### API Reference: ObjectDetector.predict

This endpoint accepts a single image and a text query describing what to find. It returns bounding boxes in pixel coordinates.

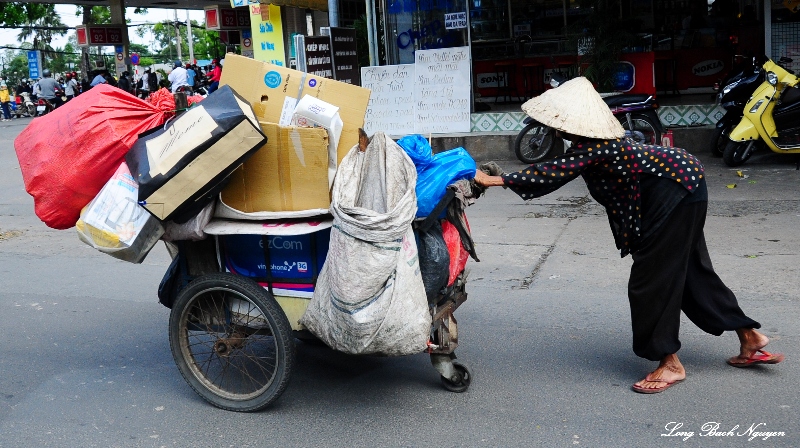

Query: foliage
[135,21,225,64]
[15,4,67,64]
[568,0,640,92]
[1,51,30,87]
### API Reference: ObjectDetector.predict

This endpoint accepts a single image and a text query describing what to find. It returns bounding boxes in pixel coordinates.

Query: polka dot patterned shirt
[501,138,705,257]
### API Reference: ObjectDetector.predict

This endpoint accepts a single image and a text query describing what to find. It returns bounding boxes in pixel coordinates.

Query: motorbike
[723,57,800,167]
[709,56,764,157]
[15,92,36,118]
[515,71,664,164]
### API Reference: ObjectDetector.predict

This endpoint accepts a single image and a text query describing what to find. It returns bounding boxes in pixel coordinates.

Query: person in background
[32,78,41,101]
[90,70,107,87]
[207,59,222,94]
[64,73,78,102]
[0,78,12,121]
[168,61,189,93]
[71,72,81,96]
[147,68,158,93]
[37,69,62,108]
[117,71,132,94]
[102,71,117,87]
[185,63,196,92]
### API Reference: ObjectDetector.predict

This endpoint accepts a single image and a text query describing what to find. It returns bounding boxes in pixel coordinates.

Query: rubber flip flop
[631,377,684,394]
[727,349,785,368]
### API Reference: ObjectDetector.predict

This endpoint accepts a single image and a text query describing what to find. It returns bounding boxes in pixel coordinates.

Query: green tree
[136,20,225,63]
[15,4,68,67]
[0,50,30,87]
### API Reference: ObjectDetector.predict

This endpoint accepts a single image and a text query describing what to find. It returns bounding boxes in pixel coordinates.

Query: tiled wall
[469,104,725,132]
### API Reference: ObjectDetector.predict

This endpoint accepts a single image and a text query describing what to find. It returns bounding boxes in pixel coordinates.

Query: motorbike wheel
[169,273,295,412]
[723,140,755,167]
[619,113,661,145]
[709,125,732,157]
[514,122,563,164]
[26,105,36,117]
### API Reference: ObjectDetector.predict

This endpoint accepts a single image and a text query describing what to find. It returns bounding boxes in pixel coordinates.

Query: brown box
[220,122,330,213]
[220,53,371,164]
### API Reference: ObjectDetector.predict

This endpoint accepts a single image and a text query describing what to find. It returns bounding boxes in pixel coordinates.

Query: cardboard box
[220,53,371,163]
[220,121,330,213]
[126,85,266,222]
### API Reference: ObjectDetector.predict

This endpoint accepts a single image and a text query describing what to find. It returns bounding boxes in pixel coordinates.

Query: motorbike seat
[602,94,652,107]
[773,86,800,116]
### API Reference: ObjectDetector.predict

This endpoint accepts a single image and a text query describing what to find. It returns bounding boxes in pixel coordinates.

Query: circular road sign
[131,53,140,65]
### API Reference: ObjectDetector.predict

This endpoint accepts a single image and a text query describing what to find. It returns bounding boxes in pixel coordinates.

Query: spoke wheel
[620,113,661,145]
[514,122,563,163]
[169,273,294,412]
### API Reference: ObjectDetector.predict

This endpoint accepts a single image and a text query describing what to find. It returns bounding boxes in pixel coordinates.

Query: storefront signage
[476,72,507,88]
[329,27,360,85]
[692,60,724,77]
[74,25,124,46]
[250,3,286,66]
[444,12,467,30]
[388,0,459,13]
[413,46,471,134]
[361,64,415,136]
[205,6,250,30]
[304,36,333,79]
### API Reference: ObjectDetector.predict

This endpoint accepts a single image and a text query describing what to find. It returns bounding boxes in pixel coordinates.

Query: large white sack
[299,132,431,356]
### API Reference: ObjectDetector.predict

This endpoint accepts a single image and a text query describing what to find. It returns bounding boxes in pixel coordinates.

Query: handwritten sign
[360,64,416,136]
[414,46,471,134]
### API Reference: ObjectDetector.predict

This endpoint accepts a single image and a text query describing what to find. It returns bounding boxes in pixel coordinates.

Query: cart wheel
[169,273,295,412]
[440,362,472,393]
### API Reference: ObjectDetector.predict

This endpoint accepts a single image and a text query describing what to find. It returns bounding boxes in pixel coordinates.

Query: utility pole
[174,9,183,62]
[186,10,194,63]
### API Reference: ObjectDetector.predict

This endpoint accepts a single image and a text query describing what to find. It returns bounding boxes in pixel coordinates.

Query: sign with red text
[75,25,125,47]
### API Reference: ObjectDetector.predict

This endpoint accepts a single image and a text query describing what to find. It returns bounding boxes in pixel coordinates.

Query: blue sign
[27,51,41,79]
[130,53,140,65]
[612,62,636,92]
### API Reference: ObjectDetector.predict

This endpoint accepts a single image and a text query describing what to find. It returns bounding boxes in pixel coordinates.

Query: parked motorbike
[15,92,36,118]
[710,56,764,157]
[723,57,800,167]
[515,71,664,164]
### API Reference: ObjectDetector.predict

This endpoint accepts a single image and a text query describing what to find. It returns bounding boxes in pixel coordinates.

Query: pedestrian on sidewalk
[0,78,12,121]
[473,77,784,394]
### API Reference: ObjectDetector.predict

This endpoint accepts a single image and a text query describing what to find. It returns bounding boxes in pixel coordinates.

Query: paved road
[1,116,798,447]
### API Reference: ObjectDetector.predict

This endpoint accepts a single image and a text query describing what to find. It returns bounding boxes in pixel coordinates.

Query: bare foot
[727,328,783,366]
[633,353,686,393]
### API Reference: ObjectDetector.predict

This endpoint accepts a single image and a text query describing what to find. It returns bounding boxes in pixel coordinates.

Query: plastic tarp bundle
[14,84,172,229]
[397,135,477,218]
[300,132,431,356]
[75,162,164,263]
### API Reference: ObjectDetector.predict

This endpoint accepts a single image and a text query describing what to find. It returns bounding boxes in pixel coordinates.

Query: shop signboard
[413,46,471,134]
[206,6,250,30]
[329,27,359,85]
[304,36,333,79]
[250,3,286,66]
[74,25,124,46]
[444,12,467,30]
[360,64,415,136]
[241,29,254,58]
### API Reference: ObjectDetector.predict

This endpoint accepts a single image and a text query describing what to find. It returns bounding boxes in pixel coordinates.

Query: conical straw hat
[521,77,625,139]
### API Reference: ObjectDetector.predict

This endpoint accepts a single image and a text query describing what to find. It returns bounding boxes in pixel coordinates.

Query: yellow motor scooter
[724,57,800,166]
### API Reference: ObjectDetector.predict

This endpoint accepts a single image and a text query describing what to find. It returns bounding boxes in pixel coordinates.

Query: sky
[1,4,207,54]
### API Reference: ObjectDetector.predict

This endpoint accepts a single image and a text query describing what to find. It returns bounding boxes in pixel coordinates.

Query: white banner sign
[444,12,467,29]
[360,64,415,136]
[414,46,471,134]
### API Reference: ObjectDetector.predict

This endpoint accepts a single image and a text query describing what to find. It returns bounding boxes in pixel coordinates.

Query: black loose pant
[628,200,760,361]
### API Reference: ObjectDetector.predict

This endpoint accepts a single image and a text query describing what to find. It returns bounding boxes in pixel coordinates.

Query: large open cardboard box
[220,53,371,164]
[220,122,330,213]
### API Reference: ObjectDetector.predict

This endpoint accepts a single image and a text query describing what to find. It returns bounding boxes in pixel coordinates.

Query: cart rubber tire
[619,113,661,146]
[514,122,563,164]
[169,273,295,412]
[723,140,754,167]
[440,362,472,393]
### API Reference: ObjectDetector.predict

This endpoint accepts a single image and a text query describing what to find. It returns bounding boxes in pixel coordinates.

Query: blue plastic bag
[415,147,476,218]
[397,134,434,169]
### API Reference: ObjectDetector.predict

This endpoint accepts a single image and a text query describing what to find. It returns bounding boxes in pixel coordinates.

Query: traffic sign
[130,53,140,65]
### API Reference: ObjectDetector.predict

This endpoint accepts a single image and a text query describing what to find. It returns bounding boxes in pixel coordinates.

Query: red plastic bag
[442,218,470,286]
[14,85,172,229]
